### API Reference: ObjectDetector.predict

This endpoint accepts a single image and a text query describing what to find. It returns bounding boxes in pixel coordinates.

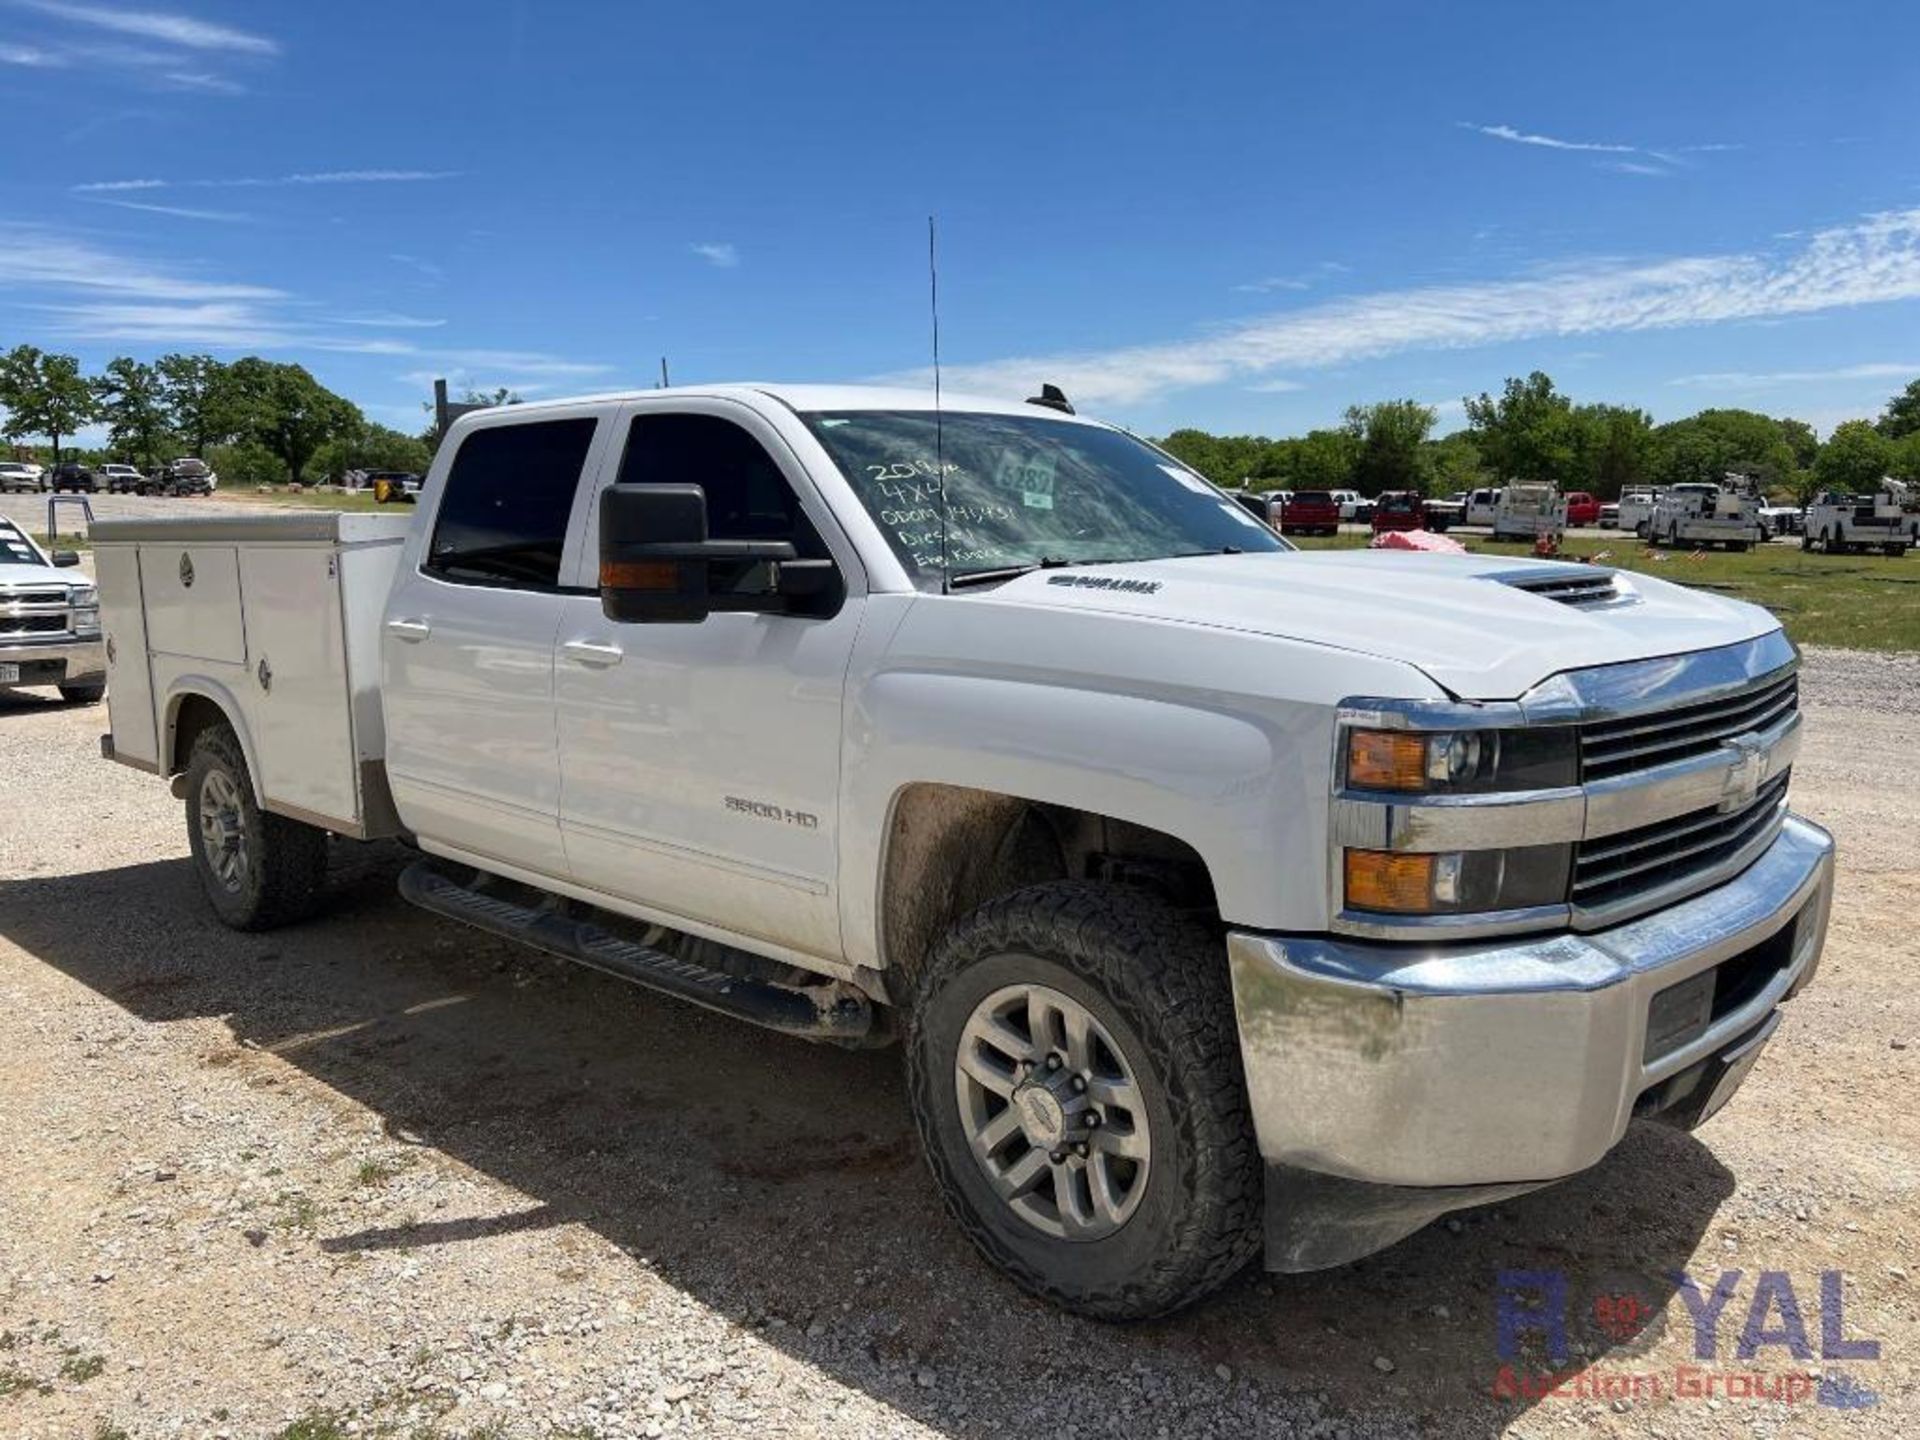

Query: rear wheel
[184,723,330,931]
[906,882,1261,1320]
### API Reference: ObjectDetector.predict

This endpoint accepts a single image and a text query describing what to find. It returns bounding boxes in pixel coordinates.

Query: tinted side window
[427,418,597,587]
[616,413,825,554]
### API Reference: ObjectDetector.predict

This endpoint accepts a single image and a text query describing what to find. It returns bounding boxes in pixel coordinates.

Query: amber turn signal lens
[1347,729,1430,791]
[1344,849,1437,913]
[600,559,679,591]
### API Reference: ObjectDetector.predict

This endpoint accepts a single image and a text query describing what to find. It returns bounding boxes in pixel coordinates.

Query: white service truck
[1615,488,1661,537]
[92,383,1834,1318]
[1650,480,1764,551]
[1491,483,1567,543]
[1804,486,1911,556]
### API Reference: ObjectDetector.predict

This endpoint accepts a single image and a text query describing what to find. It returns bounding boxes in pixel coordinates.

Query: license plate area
[0,662,19,682]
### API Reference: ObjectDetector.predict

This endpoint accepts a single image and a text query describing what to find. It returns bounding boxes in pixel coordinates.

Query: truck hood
[0,561,77,590]
[980,550,1779,700]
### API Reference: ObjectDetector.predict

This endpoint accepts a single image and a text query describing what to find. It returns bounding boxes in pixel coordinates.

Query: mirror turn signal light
[600,559,680,591]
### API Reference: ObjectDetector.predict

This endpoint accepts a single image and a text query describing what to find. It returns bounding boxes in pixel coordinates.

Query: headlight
[1343,725,1577,794]
[1344,844,1571,915]
[69,585,98,606]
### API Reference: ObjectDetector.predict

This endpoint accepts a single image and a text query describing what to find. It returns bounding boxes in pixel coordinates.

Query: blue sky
[2,0,1918,439]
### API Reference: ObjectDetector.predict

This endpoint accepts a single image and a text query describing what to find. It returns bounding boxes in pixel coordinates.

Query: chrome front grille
[1580,671,1798,782]
[1573,771,1790,909]
[3,590,67,606]
[0,613,68,636]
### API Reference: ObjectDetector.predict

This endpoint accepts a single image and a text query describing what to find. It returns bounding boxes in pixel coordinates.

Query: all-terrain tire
[184,722,329,931]
[905,881,1262,1320]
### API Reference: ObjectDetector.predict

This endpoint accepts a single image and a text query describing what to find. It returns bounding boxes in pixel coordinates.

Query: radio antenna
[659,356,671,389]
[929,214,950,594]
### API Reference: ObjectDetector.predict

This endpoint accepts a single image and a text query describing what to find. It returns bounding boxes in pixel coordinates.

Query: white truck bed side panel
[95,545,158,768]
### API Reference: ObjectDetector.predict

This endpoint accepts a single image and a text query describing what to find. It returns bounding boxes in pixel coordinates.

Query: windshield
[801,409,1286,589]
[0,524,46,566]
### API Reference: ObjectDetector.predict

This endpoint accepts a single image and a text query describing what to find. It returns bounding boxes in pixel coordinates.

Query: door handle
[562,637,625,667]
[386,617,432,642]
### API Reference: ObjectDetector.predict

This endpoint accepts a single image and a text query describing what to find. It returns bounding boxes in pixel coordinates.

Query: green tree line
[0,346,435,485]
[1159,371,1920,503]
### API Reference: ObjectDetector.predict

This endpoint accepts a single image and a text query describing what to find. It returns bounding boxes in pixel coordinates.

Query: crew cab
[100,464,145,494]
[91,383,1834,1320]
[1563,492,1601,528]
[50,462,97,493]
[0,517,105,701]
[1804,488,1910,557]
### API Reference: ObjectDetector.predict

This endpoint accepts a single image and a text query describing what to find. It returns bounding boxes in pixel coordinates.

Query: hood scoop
[1494,567,1633,609]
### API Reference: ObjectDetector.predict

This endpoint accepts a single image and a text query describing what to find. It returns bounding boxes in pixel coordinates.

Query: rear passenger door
[382,410,611,879]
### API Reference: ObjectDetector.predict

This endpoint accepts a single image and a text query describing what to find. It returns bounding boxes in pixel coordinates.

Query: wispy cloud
[1462,122,1638,154]
[0,225,605,391]
[0,223,282,300]
[690,241,739,268]
[388,252,445,283]
[328,311,446,329]
[901,208,1920,409]
[1246,378,1307,393]
[1460,121,1741,179]
[0,40,66,65]
[19,2,278,55]
[159,68,241,93]
[83,197,252,222]
[1671,361,1919,390]
[1234,262,1349,295]
[73,169,460,192]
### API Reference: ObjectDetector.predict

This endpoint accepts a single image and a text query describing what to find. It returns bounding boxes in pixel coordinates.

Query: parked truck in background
[1651,478,1764,551]
[1616,488,1661,537]
[91,382,1834,1320]
[0,516,105,701]
[1491,483,1567,543]
[1804,486,1911,556]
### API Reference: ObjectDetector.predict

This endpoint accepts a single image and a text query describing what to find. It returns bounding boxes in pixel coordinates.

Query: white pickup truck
[91,383,1834,1318]
[1,515,105,701]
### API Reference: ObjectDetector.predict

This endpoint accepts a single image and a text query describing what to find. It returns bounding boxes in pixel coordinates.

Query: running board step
[398,861,875,1044]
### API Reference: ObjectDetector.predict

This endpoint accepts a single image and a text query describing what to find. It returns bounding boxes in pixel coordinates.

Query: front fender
[839,669,1333,971]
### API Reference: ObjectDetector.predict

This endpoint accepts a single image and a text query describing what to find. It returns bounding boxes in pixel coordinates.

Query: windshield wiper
[947,555,1076,589]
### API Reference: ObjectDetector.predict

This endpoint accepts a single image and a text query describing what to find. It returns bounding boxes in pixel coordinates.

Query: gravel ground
[0,650,1914,1440]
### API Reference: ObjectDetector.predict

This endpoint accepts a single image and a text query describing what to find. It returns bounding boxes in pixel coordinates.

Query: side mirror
[599,483,799,624]
[51,550,80,567]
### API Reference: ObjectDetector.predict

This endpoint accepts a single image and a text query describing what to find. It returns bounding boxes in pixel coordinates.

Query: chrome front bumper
[0,634,105,684]
[1229,814,1834,1269]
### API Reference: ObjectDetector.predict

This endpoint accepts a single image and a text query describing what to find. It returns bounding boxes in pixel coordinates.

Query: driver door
[553,398,866,961]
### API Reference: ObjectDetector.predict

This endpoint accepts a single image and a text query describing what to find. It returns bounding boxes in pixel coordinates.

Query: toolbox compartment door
[95,545,158,768]
[239,546,358,828]
[143,544,245,664]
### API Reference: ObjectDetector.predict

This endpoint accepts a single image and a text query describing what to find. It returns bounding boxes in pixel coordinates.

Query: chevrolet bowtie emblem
[1718,733,1767,812]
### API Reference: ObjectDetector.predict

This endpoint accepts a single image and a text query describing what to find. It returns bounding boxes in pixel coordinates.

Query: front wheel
[906,882,1262,1320]
[58,681,105,704]
[185,723,330,930]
